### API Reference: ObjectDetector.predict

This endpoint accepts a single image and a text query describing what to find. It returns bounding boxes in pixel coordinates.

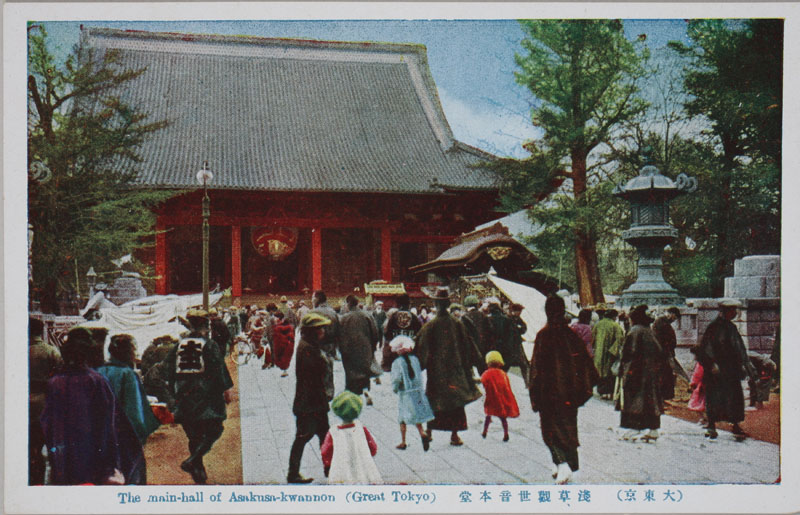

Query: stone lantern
[613,155,697,307]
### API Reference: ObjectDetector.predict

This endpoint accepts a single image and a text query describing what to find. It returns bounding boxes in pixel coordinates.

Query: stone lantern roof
[613,165,697,202]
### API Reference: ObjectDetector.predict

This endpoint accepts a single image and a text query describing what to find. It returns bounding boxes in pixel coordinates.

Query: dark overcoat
[415,312,482,412]
[619,324,670,429]
[293,338,332,415]
[340,307,380,391]
[166,334,233,423]
[695,316,754,424]
[529,321,598,417]
[488,309,527,368]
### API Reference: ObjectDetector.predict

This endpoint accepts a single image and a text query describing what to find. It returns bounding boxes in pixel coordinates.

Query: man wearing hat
[461,295,491,376]
[288,312,334,483]
[652,307,684,400]
[279,295,298,326]
[694,299,756,439]
[591,309,624,400]
[339,295,380,405]
[166,309,234,484]
[28,317,62,484]
[381,293,422,372]
[486,297,529,386]
[415,287,482,447]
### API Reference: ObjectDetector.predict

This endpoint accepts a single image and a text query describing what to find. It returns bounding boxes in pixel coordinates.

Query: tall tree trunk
[571,147,606,306]
[713,137,737,296]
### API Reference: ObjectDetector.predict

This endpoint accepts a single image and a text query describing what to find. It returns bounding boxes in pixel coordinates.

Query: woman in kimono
[389,335,434,451]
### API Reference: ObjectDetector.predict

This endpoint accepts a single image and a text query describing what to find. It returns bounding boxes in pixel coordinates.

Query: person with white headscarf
[390,335,434,451]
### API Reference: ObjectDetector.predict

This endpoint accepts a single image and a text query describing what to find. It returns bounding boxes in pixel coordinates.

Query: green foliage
[28,25,174,307]
[669,19,782,166]
[515,20,649,161]
[667,19,782,294]
[488,20,649,303]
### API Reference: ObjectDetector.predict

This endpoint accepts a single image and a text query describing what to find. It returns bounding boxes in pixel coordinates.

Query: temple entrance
[241,226,306,294]
[167,225,231,293]
[322,228,380,293]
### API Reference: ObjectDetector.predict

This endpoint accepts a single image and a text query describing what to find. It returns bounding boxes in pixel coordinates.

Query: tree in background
[666,19,781,295]
[487,20,649,305]
[28,24,173,312]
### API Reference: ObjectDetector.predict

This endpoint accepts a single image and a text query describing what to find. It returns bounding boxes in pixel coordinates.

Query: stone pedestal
[724,255,780,298]
[107,272,147,305]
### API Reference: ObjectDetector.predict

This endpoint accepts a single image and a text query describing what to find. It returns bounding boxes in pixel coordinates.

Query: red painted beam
[381,226,392,282]
[312,228,322,292]
[155,223,167,295]
[231,225,242,298]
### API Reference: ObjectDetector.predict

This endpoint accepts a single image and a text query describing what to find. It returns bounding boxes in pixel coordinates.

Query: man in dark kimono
[340,295,380,405]
[695,299,756,439]
[461,295,491,376]
[529,295,598,485]
[29,317,62,485]
[382,294,422,371]
[166,309,234,484]
[486,298,529,385]
[288,312,333,483]
[652,306,681,400]
[209,308,231,364]
[619,305,671,443]
[415,287,482,447]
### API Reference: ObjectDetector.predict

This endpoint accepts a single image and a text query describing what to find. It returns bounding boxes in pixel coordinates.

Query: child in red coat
[480,351,520,441]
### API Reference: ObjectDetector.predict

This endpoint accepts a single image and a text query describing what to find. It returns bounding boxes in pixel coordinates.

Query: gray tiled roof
[84,28,498,194]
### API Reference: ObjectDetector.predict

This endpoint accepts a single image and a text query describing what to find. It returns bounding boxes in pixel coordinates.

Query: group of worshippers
[589,299,768,443]
[223,299,298,376]
[286,287,558,484]
[29,308,234,485]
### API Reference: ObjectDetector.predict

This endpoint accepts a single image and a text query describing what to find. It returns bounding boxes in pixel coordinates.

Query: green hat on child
[331,391,363,423]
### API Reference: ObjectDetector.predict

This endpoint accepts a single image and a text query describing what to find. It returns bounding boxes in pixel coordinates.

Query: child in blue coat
[390,335,434,451]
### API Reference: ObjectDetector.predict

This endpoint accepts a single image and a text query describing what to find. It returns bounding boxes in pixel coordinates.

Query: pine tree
[28,24,174,312]
[489,20,649,305]
[668,19,781,294]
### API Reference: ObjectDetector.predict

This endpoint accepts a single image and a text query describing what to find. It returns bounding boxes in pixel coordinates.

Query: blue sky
[38,19,689,158]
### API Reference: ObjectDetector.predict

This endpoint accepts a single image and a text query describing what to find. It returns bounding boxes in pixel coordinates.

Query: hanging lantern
[251,227,298,261]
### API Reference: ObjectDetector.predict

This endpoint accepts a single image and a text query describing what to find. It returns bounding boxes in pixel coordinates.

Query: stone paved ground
[239,351,779,486]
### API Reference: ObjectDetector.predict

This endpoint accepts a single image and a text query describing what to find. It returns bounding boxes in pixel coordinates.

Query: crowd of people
[28,287,777,487]
[28,308,234,486]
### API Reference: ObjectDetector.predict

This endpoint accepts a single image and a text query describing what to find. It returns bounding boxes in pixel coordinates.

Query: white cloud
[438,88,539,158]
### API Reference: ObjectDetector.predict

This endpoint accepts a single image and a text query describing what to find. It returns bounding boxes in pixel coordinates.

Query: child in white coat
[320,391,382,484]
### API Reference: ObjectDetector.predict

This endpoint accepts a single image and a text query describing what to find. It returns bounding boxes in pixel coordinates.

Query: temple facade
[83,28,500,297]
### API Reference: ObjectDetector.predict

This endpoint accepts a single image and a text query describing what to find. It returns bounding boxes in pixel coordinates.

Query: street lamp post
[196,161,214,311]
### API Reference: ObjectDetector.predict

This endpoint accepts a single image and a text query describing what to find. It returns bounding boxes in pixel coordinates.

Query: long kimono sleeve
[321,431,334,467]
[363,426,378,456]
[391,358,404,394]
[528,334,544,411]
[119,369,160,443]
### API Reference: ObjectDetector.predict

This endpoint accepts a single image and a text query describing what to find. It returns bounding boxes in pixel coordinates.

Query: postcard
[4,2,798,513]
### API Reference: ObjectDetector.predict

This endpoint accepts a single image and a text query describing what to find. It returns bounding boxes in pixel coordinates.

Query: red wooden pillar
[231,225,242,298]
[381,226,392,282]
[155,222,167,295]
[312,227,322,291]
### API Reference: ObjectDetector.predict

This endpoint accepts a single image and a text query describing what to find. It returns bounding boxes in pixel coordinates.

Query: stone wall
[673,255,780,352]
[676,298,779,353]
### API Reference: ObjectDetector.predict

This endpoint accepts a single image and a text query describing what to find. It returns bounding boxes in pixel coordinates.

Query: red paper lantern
[251,227,298,261]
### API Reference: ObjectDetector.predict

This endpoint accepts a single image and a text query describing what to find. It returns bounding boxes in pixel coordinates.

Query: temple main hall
[84,28,501,298]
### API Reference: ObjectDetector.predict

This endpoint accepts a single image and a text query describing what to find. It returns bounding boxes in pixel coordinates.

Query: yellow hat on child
[485,350,504,367]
